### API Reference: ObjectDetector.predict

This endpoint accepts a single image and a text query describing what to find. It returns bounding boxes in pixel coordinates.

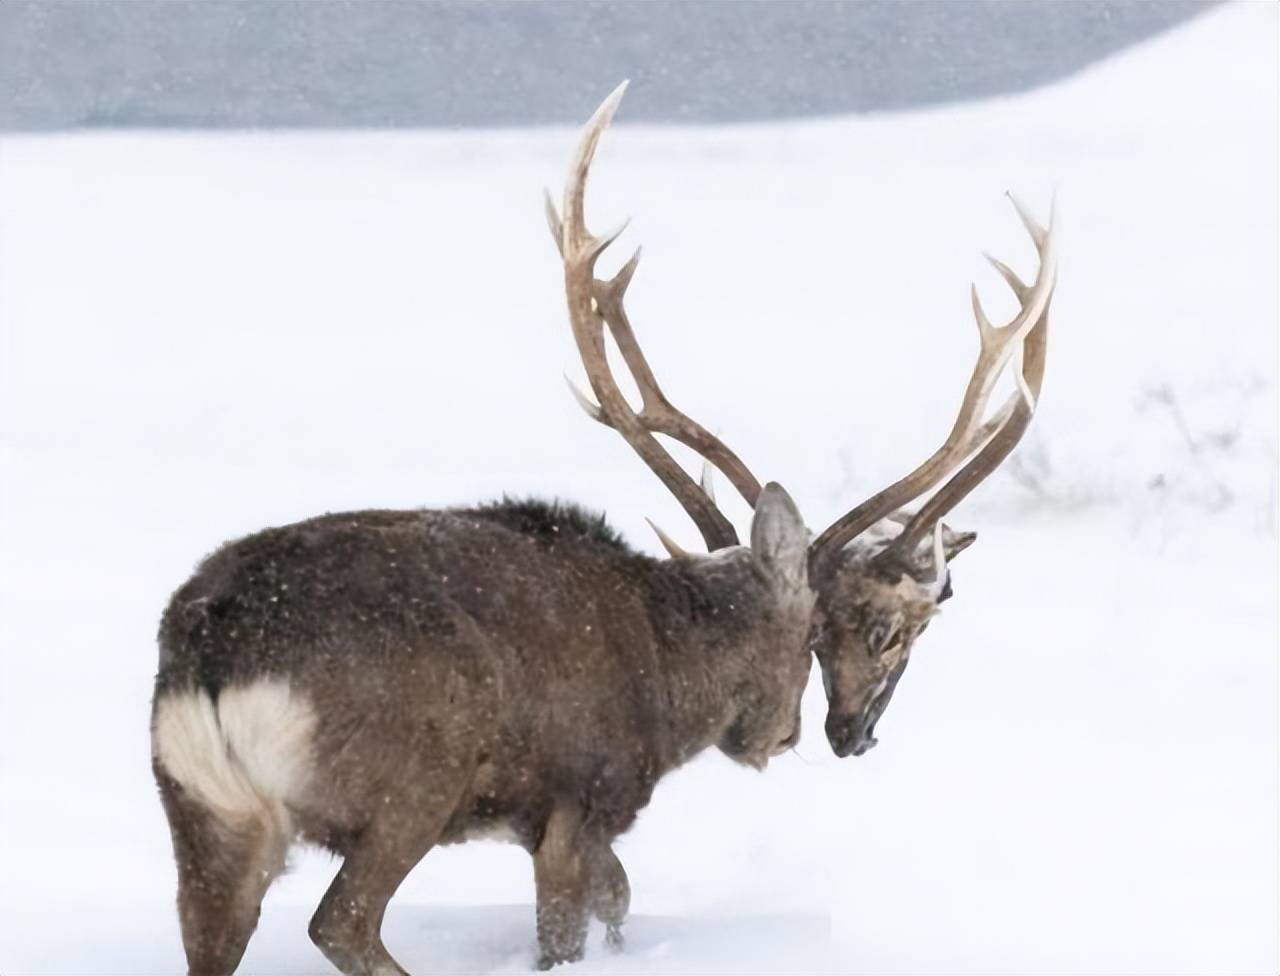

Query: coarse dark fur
[466,496,634,553]
[152,491,813,975]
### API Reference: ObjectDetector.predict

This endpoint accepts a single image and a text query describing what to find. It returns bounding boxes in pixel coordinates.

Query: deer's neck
[644,551,805,772]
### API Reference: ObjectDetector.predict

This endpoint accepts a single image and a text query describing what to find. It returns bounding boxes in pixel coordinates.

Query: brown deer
[151,82,1057,976]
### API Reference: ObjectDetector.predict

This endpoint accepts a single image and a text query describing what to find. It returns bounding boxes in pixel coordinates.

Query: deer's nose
[826,714,878,758]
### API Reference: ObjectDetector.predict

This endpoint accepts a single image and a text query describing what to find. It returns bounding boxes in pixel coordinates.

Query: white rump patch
[153,680,316,833]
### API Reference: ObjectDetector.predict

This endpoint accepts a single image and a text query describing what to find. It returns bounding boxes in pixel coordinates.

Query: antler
[809,195,1057,574]
[546,83,763,551]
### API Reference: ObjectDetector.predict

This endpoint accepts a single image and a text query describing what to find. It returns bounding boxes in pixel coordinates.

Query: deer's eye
[867,618,900,657]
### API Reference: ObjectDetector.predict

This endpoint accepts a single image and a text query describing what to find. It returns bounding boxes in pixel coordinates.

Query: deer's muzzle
[826,654,910,758]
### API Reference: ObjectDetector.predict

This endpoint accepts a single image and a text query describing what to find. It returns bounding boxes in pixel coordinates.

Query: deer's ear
[751,483,808,588]
[941,525,977,562]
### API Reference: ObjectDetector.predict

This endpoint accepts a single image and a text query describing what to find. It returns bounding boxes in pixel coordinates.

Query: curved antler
[880,231,1051,566]
[546,83,763,551]
[810,195,1058,574]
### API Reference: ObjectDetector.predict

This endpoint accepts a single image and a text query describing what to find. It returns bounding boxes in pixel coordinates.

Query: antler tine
[544,188,565,259]
[925,521,946,599]
[646,518,689,559]
[700,460,717,503]
[810,195,1058,574]
[554,84,753,552]
[563,373,605,422]
[561,81,630,261]
[984,252,1027,296]
[984,251,1036,408]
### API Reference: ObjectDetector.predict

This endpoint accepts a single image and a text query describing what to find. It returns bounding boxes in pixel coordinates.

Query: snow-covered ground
[1,4,1275,973]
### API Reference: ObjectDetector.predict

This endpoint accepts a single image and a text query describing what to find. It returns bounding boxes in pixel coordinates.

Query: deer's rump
[151,506,669,851]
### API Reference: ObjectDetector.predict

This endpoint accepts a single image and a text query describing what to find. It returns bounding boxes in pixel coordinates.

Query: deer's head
[547,83,1057,760]
[807,524,973,757]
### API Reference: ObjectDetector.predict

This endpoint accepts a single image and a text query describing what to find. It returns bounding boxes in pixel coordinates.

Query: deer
[150,81,1057,976]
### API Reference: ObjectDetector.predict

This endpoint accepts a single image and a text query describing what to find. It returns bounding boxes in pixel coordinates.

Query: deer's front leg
[533,806,592,969]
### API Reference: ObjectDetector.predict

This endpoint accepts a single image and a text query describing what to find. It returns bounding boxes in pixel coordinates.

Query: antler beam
[881,224,1052,564]
[547,82,763,552]
[809,195,1058,573]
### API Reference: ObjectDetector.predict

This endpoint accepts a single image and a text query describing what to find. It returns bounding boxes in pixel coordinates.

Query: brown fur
[152,492,812,974]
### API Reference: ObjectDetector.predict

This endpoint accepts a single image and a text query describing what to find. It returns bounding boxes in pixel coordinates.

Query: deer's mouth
[827,656,910,757]
[770,720,802,756]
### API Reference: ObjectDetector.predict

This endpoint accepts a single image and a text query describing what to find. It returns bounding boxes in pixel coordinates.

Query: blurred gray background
[1,0,1215,130]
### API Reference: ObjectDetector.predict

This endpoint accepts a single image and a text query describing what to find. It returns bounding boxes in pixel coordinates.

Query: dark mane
[461,497,637,555]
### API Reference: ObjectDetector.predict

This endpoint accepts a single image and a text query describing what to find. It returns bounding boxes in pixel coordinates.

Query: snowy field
[1,4,1276,974]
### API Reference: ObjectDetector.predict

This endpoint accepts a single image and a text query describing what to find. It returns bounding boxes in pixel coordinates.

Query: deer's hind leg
[156,765,287,976]
[591,846,630,951]
[307,761,476,976]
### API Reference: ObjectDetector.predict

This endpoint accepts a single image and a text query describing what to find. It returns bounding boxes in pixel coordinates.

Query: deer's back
[154,504,676,846]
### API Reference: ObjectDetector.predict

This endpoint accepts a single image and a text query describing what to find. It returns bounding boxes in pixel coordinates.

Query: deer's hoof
[537,952,583,968]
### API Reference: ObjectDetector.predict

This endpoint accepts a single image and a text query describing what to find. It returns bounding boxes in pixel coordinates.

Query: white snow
[1,3,1275,973]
